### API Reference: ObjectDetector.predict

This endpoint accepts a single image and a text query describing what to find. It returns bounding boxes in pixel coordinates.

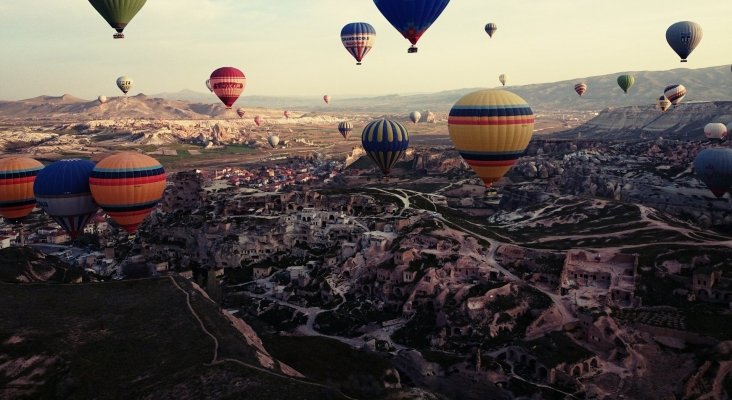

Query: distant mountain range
[1,65,729,120]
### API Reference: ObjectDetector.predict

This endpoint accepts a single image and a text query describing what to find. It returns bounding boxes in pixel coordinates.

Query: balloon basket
[113,33,124,39]
[680,59,687,63]
[356,62,362,65]
[408,46,418,53]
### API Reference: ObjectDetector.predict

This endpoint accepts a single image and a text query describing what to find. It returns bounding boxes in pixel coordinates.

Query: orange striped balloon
[0,157,44,223]
[89,152,166,233]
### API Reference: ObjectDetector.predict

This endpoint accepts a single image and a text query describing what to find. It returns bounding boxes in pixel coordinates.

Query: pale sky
[1,0,730,100]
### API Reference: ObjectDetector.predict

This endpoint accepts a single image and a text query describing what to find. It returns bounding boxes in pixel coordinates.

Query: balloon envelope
[254,116,263,126]
[98,95,108,104]
[361,119,410,175]
[499,74,508,86]
[268,135,280,148]
[237,108,246,118]
[323,95,330,104]
[694,148,732,198]
[284,110,291,119]
[409,111,421,124]
[210,67,246,109]
[116,76,133,95]
[657,96,671,112]
[666,21,703,62]
[705,123,728,141]
[373,0,450,52]
[34,159,98,238]
[0,157,44,223]
[341,22,376,65]
[448,89,535,187]
[485,23,497,38]
[664,84,686,106]
[574,83,587,97]
[338,121,353,139]
[89,152,166,233]
[617,75,635,94]
[88,0,147,38]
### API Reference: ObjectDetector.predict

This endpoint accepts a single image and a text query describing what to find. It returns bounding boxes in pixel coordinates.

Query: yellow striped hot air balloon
[0,157,44,223]
[89,152,166,233]
[361,119,410,175]
[448,89,535,187]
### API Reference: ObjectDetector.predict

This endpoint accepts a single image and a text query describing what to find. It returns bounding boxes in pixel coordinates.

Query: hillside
[550,101,732,140]
[0,276,351,400]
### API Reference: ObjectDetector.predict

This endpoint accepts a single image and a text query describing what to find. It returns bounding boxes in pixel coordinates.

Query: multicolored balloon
[116,76,133,95]
[664,84,686,106]
[373,0,450,53]
[89,152,166,233]
[341,22,376,65]
[448,89,535,187]
[617,75,635,94]
[34,159,98,238]
[284,110,291,119]
[657,95,671,112]
[98,95,108,104]
[361,119,409,175]
[338,121,353,139]
[704,123,728,141]
[574,83,587,97]
[210,67,246,109]
[0,157,44,223]
[323,95,330,104]
[694,148,732,198]
[237,108,246,118]
[485,23,497,38]
[409,111,421,124]
[88,0,147,39]
[499,74,508,86]
[268,134,280,148]
[666,21,703,62]
[254,116,263,126]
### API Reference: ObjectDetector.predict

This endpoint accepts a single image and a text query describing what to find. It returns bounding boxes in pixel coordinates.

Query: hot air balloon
[323,95,331,104]
[89,152,165,233]
[338,121,353,139]
[254,116,263,126]
[88,0,147,39]
[341,22,376,65]
[409,111,421,124]
[210,67,246,109]
[98,95,108,104]
[268,135,280,148]
[362,119,409,175]
[205,79,213,93]
[704,123,728,141]
[284,110,292,119]
[116,76,133,95]
[617,75,635,94]
[425,111,436,123]
[694,148,732,198]
[33,159,98,238]
[237,108,246,118]
[0,157,44,224]
[448,89,535,187]
[499,74,508,86]
[574,83,587,97]
[485,23,497,38]
[666,21,703,62]
[657,95,671,112]
[664,84,686,106]
[373,0,450,53]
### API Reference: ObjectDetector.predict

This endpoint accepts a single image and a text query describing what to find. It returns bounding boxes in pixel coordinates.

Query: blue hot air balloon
[361,119,409,175]
[34,159,99,238]
[341,22,376,65]
[693,148,732,198]
[373,0,450,53]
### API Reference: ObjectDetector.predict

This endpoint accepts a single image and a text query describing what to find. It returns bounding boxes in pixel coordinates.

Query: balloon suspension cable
[113,33,124,39]
[408,46,418,53]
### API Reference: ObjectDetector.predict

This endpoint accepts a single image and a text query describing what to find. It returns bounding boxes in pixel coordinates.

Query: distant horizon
[5,64,730,102]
